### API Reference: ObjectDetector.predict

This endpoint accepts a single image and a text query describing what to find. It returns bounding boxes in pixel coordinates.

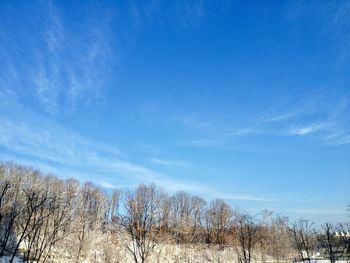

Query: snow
[0,256,23,263]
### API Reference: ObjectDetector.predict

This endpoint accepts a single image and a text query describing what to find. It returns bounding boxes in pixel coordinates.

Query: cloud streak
[288,123,325,136]
[0,102,276,202]
[286,208,345,215]
[150,157,190,167]
[0,1,113,115]
[173,90,350,147]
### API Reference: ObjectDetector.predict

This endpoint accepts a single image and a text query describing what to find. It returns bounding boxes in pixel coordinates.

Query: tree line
[0,162,349,263]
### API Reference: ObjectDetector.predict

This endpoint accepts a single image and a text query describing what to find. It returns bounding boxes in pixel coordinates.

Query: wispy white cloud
[238,93,350,145]
[154,180,275,202]
[217,193,276,202]
[288,123,325,136]
[0,1,113,115]
[0,116,117,169]
[156,88,349,149]
[176,115,214,130]
[180,139,222,148]
[0,100,277,202]
[332,134,350,145]
[283,0,350,68]
[225,127,258,136]
[34,66,60,114]
[150,157,189,167]
[45,2,64,53]
[98,181,135,190]
[286,208,345,215]
[175,0,206,29]
[123,0,208,30]
[0,111,172,187]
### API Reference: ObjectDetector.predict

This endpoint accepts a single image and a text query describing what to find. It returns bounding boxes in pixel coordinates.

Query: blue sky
[0,0,349,223]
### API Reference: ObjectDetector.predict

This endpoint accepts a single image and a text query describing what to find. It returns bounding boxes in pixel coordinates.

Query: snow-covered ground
[1,236,348,263]
[0,256,22,263]
[1,254,349,263]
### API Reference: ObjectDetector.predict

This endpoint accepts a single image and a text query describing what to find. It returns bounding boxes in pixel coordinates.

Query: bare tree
[318,223,344,263]
[188,196,206,243]
[0,179,17,257]
[205,199,232,247]
[291,219,316,263]
[11,187,49,263]
[110,189,122,223]
[232,212,261,263]
[257,210,292,263]
[5,161,350,263]
[21,189,56,263]
[0,163,27,257]
[171,191,191,244]
[74,182,107,262]
[337,223,350,260]
[0,180,11,224]
[268,215,291,263]
[120,184,165,263]
[169,191,206,244]
[158,192,172,237]
[22,176,75,263]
